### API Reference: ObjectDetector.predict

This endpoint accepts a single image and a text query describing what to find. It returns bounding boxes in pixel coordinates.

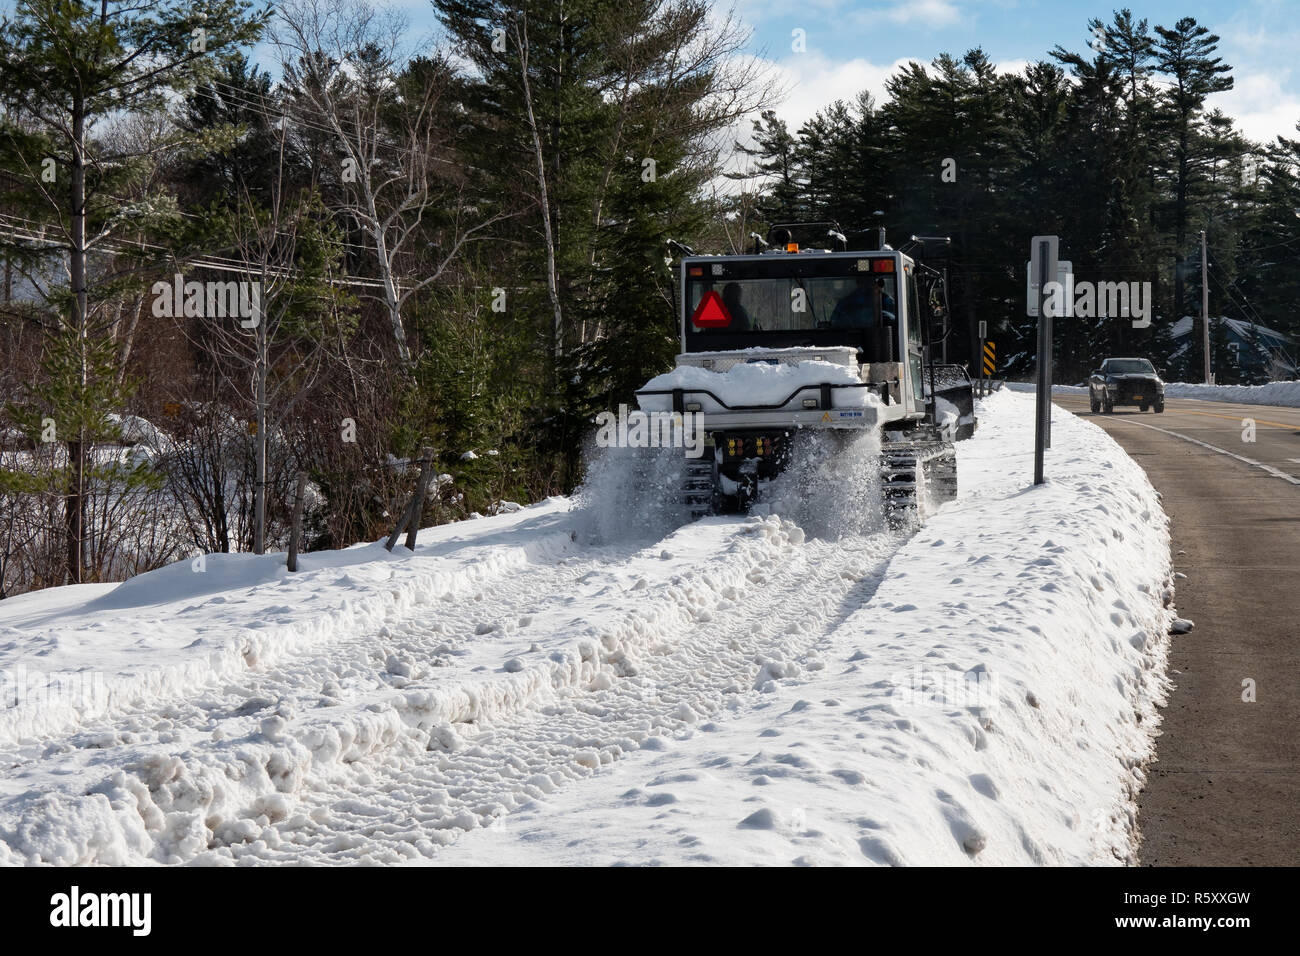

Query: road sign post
[1030,236,1058,485]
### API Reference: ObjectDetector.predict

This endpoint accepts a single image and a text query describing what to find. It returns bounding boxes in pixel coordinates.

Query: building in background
[1170,316,1298,383]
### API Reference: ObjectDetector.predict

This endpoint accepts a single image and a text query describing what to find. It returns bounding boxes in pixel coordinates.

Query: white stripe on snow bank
[432,390,1174,866]
[1163,380,1300,407]
[1005,379,1300,408]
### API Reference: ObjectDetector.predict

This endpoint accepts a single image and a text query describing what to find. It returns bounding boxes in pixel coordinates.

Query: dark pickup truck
[1089,358,1165,413]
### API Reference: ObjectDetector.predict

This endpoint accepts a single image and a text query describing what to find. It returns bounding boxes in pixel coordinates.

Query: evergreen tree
[732,109,805,224]
[434,0,767,486]
[1153,17,1233,329]
[0,0,267,582]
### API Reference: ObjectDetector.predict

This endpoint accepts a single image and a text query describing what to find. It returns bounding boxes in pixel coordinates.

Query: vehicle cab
[670,245,928,427]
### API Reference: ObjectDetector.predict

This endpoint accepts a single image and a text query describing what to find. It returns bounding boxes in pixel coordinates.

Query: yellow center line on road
[1053,393,1297,427]
[1171,408,1298,430]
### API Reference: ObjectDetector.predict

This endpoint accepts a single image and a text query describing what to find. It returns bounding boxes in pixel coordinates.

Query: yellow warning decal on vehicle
[821,412,831,422]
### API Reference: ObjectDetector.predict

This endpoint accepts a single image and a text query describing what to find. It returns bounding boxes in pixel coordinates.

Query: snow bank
[106,413,172,453]
[638,358,876,413]
[434,391,1175,866]
[0,516,820,864]
[1007,378,1300,408]
[1004,381,1087,394]
[1163,379,1300,406]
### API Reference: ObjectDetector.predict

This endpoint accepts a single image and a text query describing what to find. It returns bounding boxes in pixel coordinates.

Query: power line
[1205,254,1270,330]
[1214,233,1300,257]
[1206,259,1299,370]
[193,80,468,171]
[110,197,377,257]
[0,212,392,290]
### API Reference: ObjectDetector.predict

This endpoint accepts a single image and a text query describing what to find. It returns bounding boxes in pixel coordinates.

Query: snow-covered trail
[228,527,898,864]
[0,505,901,864]
[0,391,1174,866]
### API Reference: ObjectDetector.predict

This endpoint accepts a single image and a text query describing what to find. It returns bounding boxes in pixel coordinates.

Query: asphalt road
[1054,392,1300,866]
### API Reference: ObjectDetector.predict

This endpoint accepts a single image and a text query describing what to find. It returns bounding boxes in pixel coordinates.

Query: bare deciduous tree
[274,0,508,364]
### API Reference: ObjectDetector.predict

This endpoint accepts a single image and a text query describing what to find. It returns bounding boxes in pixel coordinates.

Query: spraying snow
[751,428,886,540]
[571,439,688,544]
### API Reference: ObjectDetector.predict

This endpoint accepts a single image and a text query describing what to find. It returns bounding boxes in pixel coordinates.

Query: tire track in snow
[0,540,661,863]
[204,525,899,864]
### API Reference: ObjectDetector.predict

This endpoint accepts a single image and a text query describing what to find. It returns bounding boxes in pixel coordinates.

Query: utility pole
[1201,230,1211,384]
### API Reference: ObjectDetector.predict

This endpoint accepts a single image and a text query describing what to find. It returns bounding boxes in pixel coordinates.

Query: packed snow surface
[0,392,1172,865]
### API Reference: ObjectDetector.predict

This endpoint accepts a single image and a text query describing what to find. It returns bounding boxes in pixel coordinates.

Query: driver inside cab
[721,282,752,331]
[829,277,895,329]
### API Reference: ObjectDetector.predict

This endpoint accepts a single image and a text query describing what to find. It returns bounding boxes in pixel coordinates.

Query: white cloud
[994,58,1031,77]
[767,51,920,130]
[711,51,918,195]
[1209,70,1300,145]
[757,50,1035,135]
[876,0,964,28]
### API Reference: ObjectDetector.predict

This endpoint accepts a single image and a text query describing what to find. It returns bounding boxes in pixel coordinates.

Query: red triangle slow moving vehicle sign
[690,290,732,328]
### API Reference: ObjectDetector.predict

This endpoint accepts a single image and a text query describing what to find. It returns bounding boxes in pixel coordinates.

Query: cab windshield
[685,260,897,335]
[1104,359,1155,375]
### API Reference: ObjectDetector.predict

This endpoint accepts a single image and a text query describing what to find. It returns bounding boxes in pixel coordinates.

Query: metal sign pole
[1045,290,1053,449]
[1031,236,1058,486]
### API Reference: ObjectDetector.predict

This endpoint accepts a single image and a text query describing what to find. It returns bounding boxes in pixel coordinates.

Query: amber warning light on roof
[690,290,732,328]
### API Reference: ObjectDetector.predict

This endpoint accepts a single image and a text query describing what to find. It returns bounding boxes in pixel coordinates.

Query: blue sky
[725,0,1300,144]
[392,0,1300,146]
[3,1,1290,145]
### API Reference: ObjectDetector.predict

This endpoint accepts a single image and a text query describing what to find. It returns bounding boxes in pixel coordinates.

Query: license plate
[1132,394,1143,401]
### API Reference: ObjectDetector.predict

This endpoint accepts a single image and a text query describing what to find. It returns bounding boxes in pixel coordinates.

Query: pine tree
[0,0,267,582]
[732,109,806,224]
[1153,17,1234,330]
[434,0,768,488]
[4,325,160,584]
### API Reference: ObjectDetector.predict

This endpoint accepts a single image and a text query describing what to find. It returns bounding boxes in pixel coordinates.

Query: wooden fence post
[404,447,435,552]
[385,446,433,552]
[287,471,307,572]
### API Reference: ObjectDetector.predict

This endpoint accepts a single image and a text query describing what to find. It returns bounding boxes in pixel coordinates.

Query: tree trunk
[369,213,410,363]
[514,16,564,365]
[287,471,307,571]
[65,95,89,585]
[1173,124,1189,326]
[253,278,267,555]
